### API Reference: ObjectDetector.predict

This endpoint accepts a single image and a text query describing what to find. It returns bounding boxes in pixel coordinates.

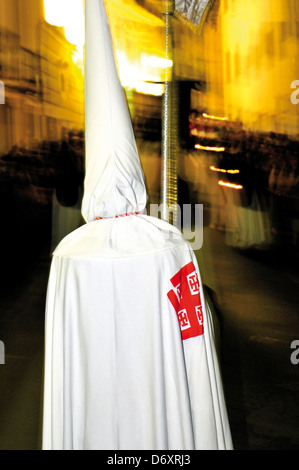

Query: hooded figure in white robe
[42,0,233,450]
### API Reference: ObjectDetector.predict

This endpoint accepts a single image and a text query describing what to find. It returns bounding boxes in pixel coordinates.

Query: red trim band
[95,212,140,221]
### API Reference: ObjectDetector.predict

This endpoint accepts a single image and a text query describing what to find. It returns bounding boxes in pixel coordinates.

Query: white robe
[42,214,232,450]
[42,0,233,450]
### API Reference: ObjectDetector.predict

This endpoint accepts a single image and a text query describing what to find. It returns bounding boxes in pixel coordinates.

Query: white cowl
[42,0,233,450]
[81,0,147,221]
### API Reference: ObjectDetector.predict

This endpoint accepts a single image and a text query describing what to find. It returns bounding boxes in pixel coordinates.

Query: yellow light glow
[115,50,142,88]
[203,113,228,121]
[135,81,164,96]
[210,165,240,174]
[116,50,165,95]
[44,0,85,48]
[218,180,243,190]
[140,54,173,69]
[195,144,225,152]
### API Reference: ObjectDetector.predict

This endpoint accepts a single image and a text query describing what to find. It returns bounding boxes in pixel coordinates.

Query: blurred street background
[0,0,298,450]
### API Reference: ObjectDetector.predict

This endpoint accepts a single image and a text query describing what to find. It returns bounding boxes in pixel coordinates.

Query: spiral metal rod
[161,0,178,226]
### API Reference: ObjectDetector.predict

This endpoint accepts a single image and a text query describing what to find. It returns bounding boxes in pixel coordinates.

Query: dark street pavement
[196,227,299,450]
[0,223,298,450]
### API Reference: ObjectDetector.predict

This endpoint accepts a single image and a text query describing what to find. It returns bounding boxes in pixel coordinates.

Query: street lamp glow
[140,54,173,69]
[210,165,240,174]
[195,144,225,152]
[218,180,243,190]
[135,81,164,96]
[44,0,85,48]
[202,112,228,121]
[44,0,66,26]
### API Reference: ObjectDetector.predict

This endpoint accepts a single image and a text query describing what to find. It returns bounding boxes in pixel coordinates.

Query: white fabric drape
[42,215,233,450]
[42,0,233,450]
[81,0,147,222]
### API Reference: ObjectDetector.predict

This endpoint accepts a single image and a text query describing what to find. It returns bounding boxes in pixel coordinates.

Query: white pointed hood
[82,0,148,222]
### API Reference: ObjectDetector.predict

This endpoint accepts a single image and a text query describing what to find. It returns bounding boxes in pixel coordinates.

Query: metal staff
[161,0,179,226]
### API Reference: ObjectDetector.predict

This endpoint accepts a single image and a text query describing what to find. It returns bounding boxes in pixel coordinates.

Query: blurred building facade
[1,0,298,163]
[0,0,298,252]
[0,0,84,156]
[205,0,299,137]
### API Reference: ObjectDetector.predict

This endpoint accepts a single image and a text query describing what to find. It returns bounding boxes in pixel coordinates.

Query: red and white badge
[167,262,204,340]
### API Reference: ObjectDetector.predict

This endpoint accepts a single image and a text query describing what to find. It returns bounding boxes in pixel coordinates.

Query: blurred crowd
[0,129,85,256]
[186,112,299,250]
[0,118,298,257]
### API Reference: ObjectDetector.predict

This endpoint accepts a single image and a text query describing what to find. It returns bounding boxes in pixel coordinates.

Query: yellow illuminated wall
[43,0,85,49]
[209,0,299,136]
[105,0,166,91]
[0,0,84,154]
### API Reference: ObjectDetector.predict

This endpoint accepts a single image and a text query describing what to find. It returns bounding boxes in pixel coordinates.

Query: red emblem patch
[167,262,204,340]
